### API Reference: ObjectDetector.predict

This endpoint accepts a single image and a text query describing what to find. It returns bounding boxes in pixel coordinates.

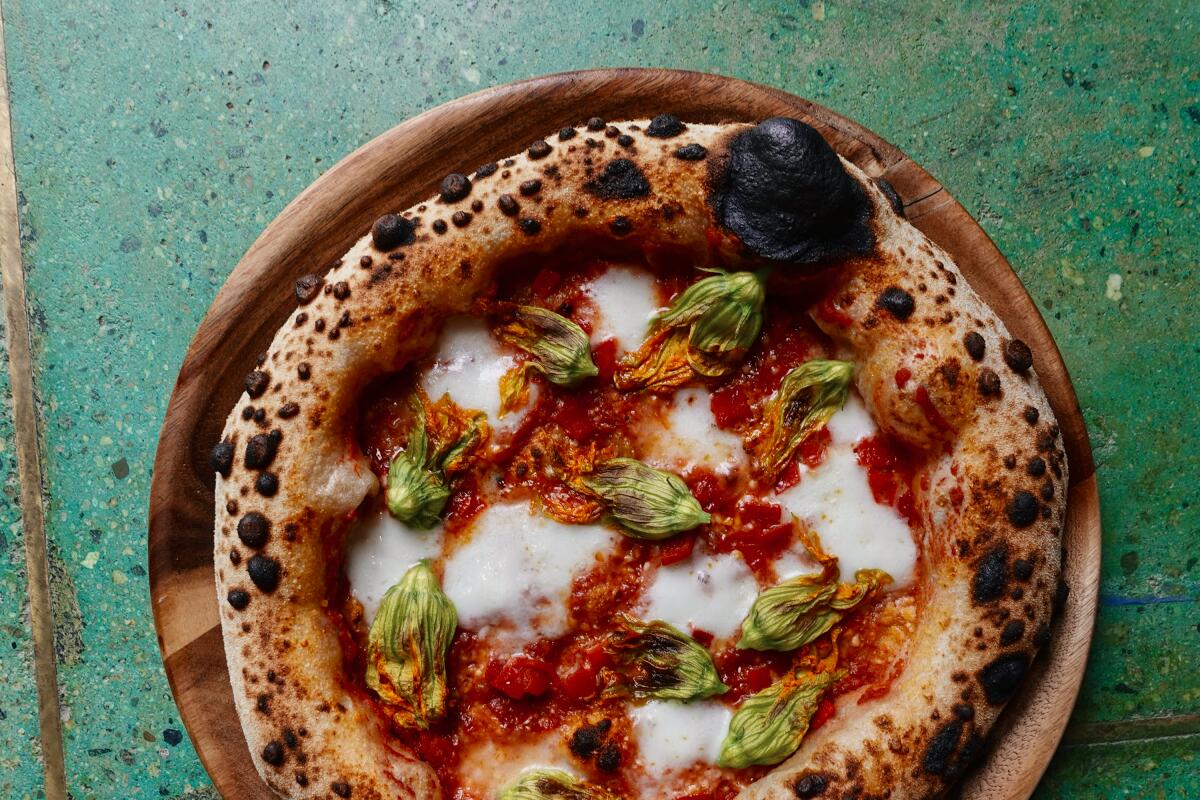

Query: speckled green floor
[0,1,1195,798]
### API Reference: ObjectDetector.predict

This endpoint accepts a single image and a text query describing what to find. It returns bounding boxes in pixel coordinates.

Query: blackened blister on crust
[972,545,1008,604]
[873,176,904,216]
[439,173,472,203]
[877,286,915,320]
[584,158,651,200]
[709,117,873,267]
[646,113,686,138]
[1007,490,1039,527]
[921,719,964,775]
[237,512,270,549]
[793,773,829,797]
[210,439,234,477]
[674,143,708,161]
[978,652,1030,705]
[245,370,270,399]
[248,554,281,592]
[370,214,415,250]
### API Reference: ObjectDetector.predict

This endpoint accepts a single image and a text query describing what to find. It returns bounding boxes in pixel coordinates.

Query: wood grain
[148,68,1100,800]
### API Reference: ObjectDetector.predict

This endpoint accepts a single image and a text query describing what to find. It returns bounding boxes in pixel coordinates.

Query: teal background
[0,1,1196,797]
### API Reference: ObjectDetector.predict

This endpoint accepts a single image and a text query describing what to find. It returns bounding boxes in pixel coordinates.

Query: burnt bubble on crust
[248,554,281,592]
[331,782,352,798]
[245,370,270,399]
[978,652,1030,705]
[709,117,872,267]
[371,214,415,250]
[674,143,708,161]
[972,545,1008,604]
[262,740,285,766]
[876,287,915,320]
[227,588,251,610]
[1006,490,1039,527]
[873,176,905,216]
[244,430,282,470]
[584,158,651,200]
[792,774,829,797]
[237,512,270,549]
[439,173,472,203]
[294,274,323,305]
[255,472,279,497]
[210,439,234,477]
[646,113,686,138]
[963,331,986,361]
[1003,338,1034,374]
[921,719,964,775]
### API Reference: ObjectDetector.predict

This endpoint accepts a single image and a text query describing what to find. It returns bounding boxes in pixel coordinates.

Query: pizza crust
[212,116,1065,799]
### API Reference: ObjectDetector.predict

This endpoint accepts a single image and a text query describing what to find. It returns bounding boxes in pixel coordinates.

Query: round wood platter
[149,68,1100,800]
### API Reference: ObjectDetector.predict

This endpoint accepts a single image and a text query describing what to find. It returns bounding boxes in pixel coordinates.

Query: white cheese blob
[774,396,917,587]
[631,700,731,773]
[827,392,877,445]
[441,502,618,648]
[420,316,532,434]
[641,550,759,640]
[583,266,661,352]
[344,506,444,625]
[639,387,747,476]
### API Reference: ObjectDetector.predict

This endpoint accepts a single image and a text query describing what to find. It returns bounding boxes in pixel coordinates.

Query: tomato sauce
[340,253,926,798]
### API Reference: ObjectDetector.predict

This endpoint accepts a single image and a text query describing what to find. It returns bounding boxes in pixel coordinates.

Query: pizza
[210,114,1067,800]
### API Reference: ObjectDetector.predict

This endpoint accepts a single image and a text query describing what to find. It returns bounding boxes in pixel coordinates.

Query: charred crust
[710,117,872,266]
[953,702,975,720]
[1041,480,1055,501]
[584,158,651,200]
[646,113,686,137]
[451,210,472,228]
[519,218,542,235]
[278,402,299,420]
[527,140,552,159]
[1003,338,1034,373]
[1000,619,1026,646]
[241,406,255,421]
[519,179,543,196]
[237,512,270,549]
[431,219,448,235]
[295,773,308,787]
[1007,490,1038,527]
[244,430,282,470]
[1023,405,1040,425]
[245,370,270,399]
[873,176,904,216]
[610,215,632,235]
[262,740,285,766]
[963,331,986,361]
[605,125,620,138]
[294,274,323,305]
[227,588,250,610]
[1054,578,1070,611]
[978,652,1030,705]
[585,116,605,132]
[922,719,963,775]
[793,773,829,797]
[210,439,234,477]
[297,363,311,381]
[332,281,350,300]
[255,472,279,497]
[1026,456,1046,477]
[439,173,472,203]
[1013,558,1034,580]
[1033,624,1052,648]
[674,143,708,161]
[331,781,352,798]
[569,719,612,759]
[977,368,1001,397]
[370,214,415,250]
[972,545,1008,604]
[248,554,281,592]
[617,134,634,148]
[558,126,577,141]
[877,287,916,320]
[475,162,498,178]
[498,194,519,216]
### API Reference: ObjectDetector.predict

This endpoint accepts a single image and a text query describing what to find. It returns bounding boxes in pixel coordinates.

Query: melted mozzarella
[631,700,731,773]
[420,316,532,434]
[639,387,747,476]
[827,392,877,445]
[457,737,575,797]
[344,506,444,625]
[775,451,916,588]
[641,550,758,640]
[584,266,660,352]
[441,503,617,649]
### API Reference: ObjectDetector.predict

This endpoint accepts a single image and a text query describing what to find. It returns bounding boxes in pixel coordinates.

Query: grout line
[0,5,68,799]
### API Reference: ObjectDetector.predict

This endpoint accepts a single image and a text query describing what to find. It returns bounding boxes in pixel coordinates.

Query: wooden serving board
[148,68,1100,800]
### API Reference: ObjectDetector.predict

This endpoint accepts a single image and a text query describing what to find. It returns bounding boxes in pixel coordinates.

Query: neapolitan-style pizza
[211,115,1067,800]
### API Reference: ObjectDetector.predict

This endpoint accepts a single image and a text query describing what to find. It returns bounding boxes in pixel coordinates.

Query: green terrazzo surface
[0,1,1195,797]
